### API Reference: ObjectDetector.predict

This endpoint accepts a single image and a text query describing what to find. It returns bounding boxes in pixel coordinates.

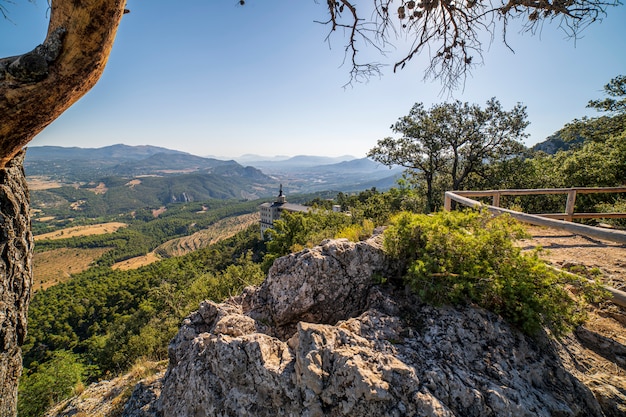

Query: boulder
[155,237,605,417]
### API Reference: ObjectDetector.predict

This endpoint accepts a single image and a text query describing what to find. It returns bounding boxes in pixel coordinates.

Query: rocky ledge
[118,235,623,417]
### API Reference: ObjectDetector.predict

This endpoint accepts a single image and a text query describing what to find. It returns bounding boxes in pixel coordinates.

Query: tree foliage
[587,74,626,114]
[18,350,87,417]
[368,98,528,211]
[383,210,605,336]
[21,225,265,411]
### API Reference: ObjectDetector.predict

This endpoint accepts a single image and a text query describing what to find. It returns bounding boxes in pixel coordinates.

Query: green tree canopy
[368,98,529,211]
[587,74,626,114]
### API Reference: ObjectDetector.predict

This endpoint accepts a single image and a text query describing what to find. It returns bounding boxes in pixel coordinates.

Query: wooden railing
[444,187,626,307]
[445,187,626,245]
[445,186,626,222]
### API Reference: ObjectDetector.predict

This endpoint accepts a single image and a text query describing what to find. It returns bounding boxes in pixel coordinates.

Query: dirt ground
[520,224,626,404]
[520,225,626,291]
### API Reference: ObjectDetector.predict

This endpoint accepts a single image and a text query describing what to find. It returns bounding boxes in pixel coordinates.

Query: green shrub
[18,350,88,417]
[383,209,602,336]
[596,198,626,229]
[335,219,375,242]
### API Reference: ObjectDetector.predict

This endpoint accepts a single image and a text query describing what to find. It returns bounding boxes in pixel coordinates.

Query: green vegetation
[368,98,528,211]
[19,76,625,416]
[18,351,88,417]
[34,199,260,266]
[29,172,266,219]
[383,210,605,336]
[20,225,265,417]
[367,78,626,218]
[260,187,410,271]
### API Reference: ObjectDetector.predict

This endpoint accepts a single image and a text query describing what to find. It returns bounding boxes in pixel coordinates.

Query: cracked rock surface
[147,236,618,417]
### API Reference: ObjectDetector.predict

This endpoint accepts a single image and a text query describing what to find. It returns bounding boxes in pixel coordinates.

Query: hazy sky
[1,1,625,158]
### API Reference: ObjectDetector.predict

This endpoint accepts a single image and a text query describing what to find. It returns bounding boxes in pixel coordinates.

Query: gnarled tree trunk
[0,151,32,417]
[0,1,126,415]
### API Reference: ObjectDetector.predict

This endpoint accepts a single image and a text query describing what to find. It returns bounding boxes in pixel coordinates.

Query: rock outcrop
[146,236,614,417]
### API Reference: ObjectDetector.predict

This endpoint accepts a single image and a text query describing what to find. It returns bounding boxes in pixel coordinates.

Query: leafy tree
[561,74,626,144]
[587,74,626,114]
[21,225,266,409]
[263,210,353,267]
[368,98,529,211]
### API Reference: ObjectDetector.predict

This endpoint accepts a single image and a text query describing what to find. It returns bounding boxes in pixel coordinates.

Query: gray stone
[153,237,606,417]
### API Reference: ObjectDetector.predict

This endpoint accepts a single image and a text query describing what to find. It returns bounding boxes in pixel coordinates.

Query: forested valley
[19,76,626,416]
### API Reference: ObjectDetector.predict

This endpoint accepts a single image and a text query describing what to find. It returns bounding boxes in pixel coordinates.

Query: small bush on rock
[383,209,604,336]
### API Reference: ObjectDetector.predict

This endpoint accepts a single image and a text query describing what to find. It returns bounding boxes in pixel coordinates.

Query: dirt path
[519,225,626,291]
[520,224,626,409]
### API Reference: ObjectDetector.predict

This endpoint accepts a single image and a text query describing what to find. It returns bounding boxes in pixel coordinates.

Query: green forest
[19,75,626,416]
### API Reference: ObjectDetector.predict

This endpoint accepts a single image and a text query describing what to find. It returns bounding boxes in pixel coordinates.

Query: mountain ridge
[25,145,403,194]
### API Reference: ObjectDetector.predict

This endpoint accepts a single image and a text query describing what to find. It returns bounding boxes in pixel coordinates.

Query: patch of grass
[34,222,128,241]
[33,247,111,291]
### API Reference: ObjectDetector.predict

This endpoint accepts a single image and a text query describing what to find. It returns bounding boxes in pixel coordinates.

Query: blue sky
[1,1,625,158]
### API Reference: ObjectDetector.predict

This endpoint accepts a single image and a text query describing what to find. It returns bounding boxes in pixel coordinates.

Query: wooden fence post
[492,192,501,208]
[444,192,452,211]
[565,189,577,222]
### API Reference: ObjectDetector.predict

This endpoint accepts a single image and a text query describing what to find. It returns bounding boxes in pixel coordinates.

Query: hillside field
[111,213,260,270]
[33,247,111,291]
[34,222,128,241]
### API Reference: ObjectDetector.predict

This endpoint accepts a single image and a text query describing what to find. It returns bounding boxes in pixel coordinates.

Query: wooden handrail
[453,186,626,196]
[446,187,626,222]
[444,191,626,244]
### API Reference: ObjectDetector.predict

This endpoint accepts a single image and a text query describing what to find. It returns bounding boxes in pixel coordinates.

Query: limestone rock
[154,237,607,417]
[44,362,165,417]
[242,236,392,338]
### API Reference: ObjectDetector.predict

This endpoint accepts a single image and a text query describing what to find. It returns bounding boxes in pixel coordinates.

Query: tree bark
[0,151,32,417]
[0,0,127,168]
[0,1,126,415]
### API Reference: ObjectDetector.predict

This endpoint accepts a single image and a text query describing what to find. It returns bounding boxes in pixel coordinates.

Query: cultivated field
[26,176,65,190]
[33,247,111,291]
[34,222,128,241]
[111,253,162,271]
[110,213,260,270]
[155,213,260,258]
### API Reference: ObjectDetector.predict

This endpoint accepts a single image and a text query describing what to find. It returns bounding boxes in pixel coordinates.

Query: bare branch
[319,0,622,90]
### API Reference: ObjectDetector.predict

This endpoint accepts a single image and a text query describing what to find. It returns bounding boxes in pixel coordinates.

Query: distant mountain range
[25,144,260,180]
[25,144,185,161]
[234,154,358,170]
[25,144,405,205]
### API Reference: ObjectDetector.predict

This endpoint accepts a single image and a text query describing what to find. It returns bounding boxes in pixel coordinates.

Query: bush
[383,209,603,336]
[18,350,88,417]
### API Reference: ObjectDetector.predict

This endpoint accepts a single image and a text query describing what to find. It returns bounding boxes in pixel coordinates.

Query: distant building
[259,185,310,239]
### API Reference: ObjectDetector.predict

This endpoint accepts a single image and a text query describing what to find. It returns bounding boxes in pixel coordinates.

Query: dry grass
[35,216,56,222]
[111,252,162,271]
[33,247,111,291]
[111,213,260,271]
[155,213,260,258]
[152,206,167,218]
[85,182,108,195]
[26,176,64,190]
[34,222,128,241]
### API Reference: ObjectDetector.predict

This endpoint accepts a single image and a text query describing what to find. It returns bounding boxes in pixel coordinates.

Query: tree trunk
[0,1,126,415]
[0,0,127,168]
[0,151,32,417]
